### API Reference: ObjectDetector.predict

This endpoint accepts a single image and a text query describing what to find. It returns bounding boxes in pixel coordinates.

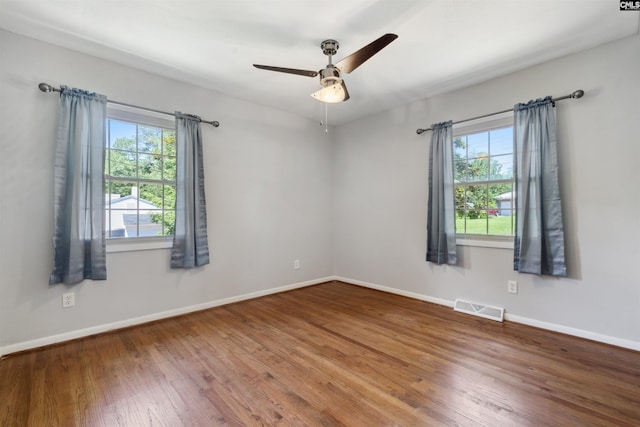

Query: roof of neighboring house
[495,192,515,201]
[107,195,159,208]
[123,213,158,226]
[109,229,126,238]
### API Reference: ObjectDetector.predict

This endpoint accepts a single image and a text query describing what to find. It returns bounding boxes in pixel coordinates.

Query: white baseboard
[0,276,334,358]
[333,276,454,308]
[3,275,638,358]
[335,276,640,352]
[503,313,640,352]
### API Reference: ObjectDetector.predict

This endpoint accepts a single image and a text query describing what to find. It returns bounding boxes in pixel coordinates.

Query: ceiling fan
[253,33,398,103]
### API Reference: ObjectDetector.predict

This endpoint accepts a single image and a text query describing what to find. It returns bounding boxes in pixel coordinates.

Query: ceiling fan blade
[335,33,398,74]
[342,80,350,102]
[253,64,318,77]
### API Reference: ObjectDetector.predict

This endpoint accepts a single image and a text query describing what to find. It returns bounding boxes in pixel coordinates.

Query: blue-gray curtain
[49,86,107,285]
[427,121,457,265]
[171,112,210,268]
[513,97,567,276]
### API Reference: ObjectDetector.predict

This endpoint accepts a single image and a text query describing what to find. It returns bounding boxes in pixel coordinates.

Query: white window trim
[453,111,514,249]
[107,236,173,253]
[107,105,175,129]
[456,235,514,250]
[105,105,176,252]
[452,111,513,137]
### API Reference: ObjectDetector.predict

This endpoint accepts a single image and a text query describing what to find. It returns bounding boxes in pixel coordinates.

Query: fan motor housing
[319,65,341,85]
[321,39,339,56]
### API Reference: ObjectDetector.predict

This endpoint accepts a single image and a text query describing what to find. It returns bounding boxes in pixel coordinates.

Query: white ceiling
[1,1,638,125]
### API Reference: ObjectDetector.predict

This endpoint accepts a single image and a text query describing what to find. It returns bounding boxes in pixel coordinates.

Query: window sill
[106,236,173,253]
[456,236,514,250]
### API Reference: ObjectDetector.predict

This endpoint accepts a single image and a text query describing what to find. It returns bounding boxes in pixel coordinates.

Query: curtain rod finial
[416,129,424,135]
[38,83,54,93]
[572,90,584,99]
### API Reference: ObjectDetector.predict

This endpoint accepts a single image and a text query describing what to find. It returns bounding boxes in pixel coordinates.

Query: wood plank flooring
[1,281,639,426]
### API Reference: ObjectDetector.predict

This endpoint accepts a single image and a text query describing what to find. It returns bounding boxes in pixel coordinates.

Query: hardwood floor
[2,281,639,426]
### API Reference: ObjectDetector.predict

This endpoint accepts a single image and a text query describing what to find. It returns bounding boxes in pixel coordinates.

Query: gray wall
[0,30,334,353]
[333,34,640,348]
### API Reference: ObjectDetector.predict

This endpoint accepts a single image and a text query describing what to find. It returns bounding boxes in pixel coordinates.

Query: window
[104,108,176,244]
[453,115,514,240]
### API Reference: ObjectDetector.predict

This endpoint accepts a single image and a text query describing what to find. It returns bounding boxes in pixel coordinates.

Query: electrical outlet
[62,292,75,308]
[294,259,300,270]
[507,280,518,294]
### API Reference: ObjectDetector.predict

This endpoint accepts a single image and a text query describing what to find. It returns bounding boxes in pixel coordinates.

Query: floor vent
[454,299,504,322]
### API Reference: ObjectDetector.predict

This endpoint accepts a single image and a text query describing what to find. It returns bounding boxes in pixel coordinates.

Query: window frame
[105,106,176,253]
[453,112,515,249]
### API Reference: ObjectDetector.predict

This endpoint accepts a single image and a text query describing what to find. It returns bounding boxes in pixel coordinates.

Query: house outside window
[104,107,176,250]
[453,114,515,247]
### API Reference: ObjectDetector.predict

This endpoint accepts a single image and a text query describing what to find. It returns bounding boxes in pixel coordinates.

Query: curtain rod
[38,83,220,128]
[416,89,584,135]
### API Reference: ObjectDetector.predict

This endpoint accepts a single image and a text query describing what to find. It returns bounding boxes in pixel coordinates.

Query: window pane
[467,157,489,182]
[163,211,175,236]
[108,120,136,150]
[487,183,508,207]
[454,160,466,182]
[492,184,514,216]
[454,136,467,159]
[455,214,465,234]
[163,156,176,181]
[163,130,176,157]
[140,210,163,237]
[489,127,512,155]
[465,210,488,234]
[465,185,482,211]
[106,210,126,239]
[163,185,176,209]
[109,209,137,237]
[139,183,163,208]
[138,154,162,180]
[488,214,514,236]
[109,182,135,200]
[138,126,162,154]
[454,186,466,216]
[490,154,513,180]
[467,132,488,158]
[108,149,137,178]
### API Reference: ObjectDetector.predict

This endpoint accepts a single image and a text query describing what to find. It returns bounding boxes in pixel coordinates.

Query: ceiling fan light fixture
[254,34,397,104]
[311,77,348,103]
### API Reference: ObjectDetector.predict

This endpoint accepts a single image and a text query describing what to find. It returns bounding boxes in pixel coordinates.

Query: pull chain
[319,103,329,134]
[325,103,328,134]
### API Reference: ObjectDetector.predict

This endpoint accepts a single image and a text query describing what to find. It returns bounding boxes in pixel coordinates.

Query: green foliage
[150,211,175,235]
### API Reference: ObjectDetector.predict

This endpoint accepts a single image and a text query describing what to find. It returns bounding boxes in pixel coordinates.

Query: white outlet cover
[62,292,75,307]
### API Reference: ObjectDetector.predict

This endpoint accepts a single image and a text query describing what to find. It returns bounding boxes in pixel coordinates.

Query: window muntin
[105,114,176,240]
[454,122,515,237]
